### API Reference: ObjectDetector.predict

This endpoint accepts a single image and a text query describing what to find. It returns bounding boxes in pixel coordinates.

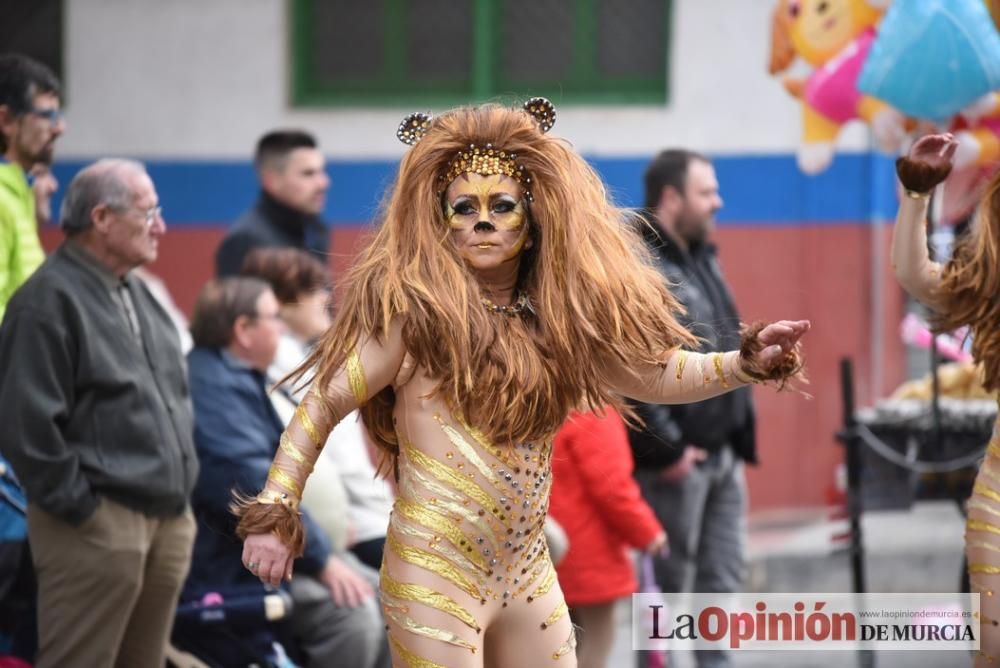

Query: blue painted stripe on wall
[49,152,899,227]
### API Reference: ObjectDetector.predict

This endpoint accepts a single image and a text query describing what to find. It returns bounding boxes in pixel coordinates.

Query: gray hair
[59,158,148,236]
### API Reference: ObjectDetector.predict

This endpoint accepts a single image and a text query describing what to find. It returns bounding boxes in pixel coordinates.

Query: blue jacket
[184,346,330,595]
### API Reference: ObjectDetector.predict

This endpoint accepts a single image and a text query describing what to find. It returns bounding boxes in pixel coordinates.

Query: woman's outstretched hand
[908,133,958,172]
[752,320,810,369]
[896,133,958,195]
[243,532,294,588]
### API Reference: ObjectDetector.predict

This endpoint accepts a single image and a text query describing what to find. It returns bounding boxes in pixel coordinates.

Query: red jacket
[549,409,663,605]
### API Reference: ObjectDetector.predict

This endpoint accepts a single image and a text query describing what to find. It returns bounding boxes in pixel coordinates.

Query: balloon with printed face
[767,0,908,174]
[857,0,1000,122]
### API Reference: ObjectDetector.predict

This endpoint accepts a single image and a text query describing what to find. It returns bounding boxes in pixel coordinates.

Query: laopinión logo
[632,592,979,651]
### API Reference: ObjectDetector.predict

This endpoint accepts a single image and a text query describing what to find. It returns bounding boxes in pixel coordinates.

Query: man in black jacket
[216,129,331,277]
[0,159,198,667]
[630,149,753,668]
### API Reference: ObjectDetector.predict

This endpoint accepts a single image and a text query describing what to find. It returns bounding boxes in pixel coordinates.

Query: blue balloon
[858,0,1000,122]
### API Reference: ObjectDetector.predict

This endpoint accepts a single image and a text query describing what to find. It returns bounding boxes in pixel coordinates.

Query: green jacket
[0,160,44,322]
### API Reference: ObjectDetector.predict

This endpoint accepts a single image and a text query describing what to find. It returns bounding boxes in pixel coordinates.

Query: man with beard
[629,149,753,668]
[0,54,64,320]
[216,130,330,277]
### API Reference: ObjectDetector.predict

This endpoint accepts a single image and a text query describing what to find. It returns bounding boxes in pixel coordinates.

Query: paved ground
[607,500,972,667]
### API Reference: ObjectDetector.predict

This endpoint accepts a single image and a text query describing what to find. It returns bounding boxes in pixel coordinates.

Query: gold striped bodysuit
[258,320,757,667]
[967,409,1000,666]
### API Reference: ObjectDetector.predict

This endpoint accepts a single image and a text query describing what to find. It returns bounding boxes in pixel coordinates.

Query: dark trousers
[636,447,748,668]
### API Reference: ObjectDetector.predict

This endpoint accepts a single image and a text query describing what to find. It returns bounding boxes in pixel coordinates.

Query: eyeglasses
[250,312,284,325]
[27,107,64,126]
[130,205,163,227]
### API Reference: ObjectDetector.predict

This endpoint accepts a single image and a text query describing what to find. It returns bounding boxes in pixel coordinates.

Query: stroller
[0,456,36,664]
[170,584,297,668]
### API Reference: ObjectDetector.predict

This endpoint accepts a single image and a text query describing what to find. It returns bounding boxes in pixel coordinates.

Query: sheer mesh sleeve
[235,320,406,554]
[607,349,755,405]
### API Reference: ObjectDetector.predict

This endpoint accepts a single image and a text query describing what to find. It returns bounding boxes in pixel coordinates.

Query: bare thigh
[484,564,577,668]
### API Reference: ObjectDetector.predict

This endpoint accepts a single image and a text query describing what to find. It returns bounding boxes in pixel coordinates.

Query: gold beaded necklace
[481,292,530,317]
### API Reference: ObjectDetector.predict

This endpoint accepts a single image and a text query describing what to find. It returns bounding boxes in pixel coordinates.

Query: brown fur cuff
[738,321,805,391]
[232,496,306,558]
[895,156,952,195]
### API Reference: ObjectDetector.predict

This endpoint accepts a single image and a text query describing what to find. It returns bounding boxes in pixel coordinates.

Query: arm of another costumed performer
[890,133,958,310]
[238,317,406,587]
[605,320,810,405]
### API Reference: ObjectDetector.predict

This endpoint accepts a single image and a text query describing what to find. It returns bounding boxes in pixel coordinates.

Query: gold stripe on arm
[968,518,1000,537]
[981,463,1000,487]
[988,439,1000,460]
[279,434,313,471]
[267,465,302,498]
[729,352,757,385]
[540,601,568,629]
[346,347,368,404]
[969,540,1000,555]
[712,353,730,389]
[969,563,1000,575]
[387,531,483,601]
[674,350,689,382]
[380,571,481,633]
[974,484,1000,506]
[696,355,710,387]
[969,500,1000,519]
[293,403,323,449]
[389,634,448,668]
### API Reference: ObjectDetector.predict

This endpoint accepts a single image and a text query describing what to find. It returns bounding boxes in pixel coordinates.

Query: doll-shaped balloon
[768,0,906,174]
[953,92,1000,171]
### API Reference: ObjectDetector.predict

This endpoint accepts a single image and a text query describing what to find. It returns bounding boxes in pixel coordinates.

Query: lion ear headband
[396,97,557,201]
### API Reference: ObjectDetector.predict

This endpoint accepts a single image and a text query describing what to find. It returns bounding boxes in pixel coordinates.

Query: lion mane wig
[935,169,1000,391]
[292,103,696,466]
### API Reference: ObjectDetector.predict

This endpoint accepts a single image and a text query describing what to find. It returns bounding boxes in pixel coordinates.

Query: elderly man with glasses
[0,53,65,321]
[0,159,198,668]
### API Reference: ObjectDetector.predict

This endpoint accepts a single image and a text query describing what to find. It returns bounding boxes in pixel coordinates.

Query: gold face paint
[445,174,526,232]
[444,173,532,272]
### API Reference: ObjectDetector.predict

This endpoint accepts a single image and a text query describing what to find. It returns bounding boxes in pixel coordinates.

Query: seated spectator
[183,277,390,668]
[241,248,393,570]
[548,408,666,668]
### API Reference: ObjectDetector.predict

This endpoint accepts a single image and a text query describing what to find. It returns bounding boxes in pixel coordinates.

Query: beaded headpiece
[395,98,557,202]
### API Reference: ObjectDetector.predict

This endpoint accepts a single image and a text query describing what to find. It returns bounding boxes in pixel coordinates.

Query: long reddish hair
[291,104,695,465]
[935,169,1000,390]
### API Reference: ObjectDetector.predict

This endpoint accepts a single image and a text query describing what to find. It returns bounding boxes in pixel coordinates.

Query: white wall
[58,0,871,160]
